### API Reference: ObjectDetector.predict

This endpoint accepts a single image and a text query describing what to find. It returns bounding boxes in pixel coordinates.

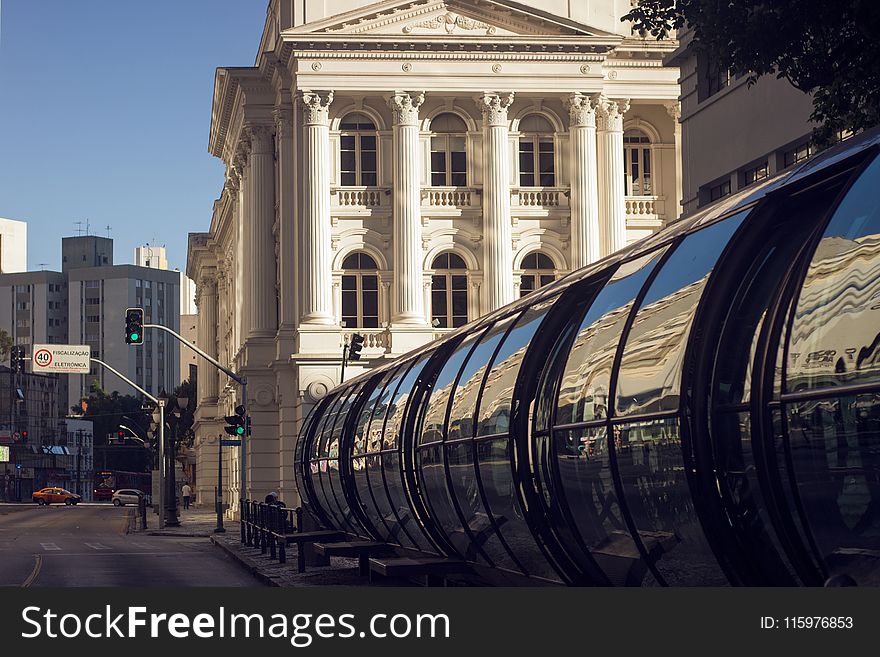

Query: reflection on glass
[785,394,880,585]
[787,158,880,391]
[557,251,666,426]
[477,298,556,437]
[448,316,518,441]
[420,333,483,445]
[447,440,516,569]
[614,418,727,585]
[616,213,747,417]
[555,425,648,585]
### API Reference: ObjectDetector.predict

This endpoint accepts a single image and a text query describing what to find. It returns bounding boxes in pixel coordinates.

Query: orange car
[32,487,82,506]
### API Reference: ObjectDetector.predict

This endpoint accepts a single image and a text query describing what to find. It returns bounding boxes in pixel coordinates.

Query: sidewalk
[142,506,225,537]
[135,506,414,586]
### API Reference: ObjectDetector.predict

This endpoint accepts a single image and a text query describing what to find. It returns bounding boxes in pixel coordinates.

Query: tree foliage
[623,0,880,145]
[0,329,13,360]
[72,381,151,448]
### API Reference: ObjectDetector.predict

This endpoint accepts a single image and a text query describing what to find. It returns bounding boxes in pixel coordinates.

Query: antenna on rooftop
[105,225,112,239]
[37,263,48,271]
[73,221,84,236]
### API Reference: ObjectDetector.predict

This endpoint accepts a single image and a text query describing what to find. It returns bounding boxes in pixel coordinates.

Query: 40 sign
[32,344,91,374]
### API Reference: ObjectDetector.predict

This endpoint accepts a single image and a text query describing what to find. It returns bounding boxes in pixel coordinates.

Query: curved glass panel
[787,157,880,391]
[614,418,728,585]
[311,391,347,527]
[616,212,748,417]
[447,315,521,570]
[354,367,402,542]
[474,298,560,578]
[327,383,366,533]
[557,250,667,426]
[416,331,487,561]
[785,393,880,585]
[381,355,434,550]
[478,298,557,437]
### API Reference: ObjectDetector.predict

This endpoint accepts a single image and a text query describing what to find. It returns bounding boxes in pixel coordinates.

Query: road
[0,504,263,587]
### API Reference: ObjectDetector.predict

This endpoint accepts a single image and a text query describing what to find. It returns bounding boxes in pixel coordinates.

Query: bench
[368,556,471,586]
[315,541,393,576]
[273,530,346,568]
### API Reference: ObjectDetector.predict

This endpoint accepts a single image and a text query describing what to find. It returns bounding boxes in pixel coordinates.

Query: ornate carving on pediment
[403,11,496,35]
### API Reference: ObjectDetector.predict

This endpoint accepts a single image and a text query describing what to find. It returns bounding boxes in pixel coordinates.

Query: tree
[623,1,880,145]
[0,329,13,361]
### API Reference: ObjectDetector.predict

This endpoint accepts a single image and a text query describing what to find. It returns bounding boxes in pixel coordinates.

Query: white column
[274,104,298,333]
[300,90,335,325]
[666,101,683,220]
[388,91,427,325]
[566,93,601,267]
[232,151,247,348]
[244,124,277,338]
[597,96,630,255]
[478,92,516,311]
[199,274,219,400]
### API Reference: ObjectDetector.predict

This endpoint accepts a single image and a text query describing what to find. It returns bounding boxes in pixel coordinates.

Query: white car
[111,489,148,506]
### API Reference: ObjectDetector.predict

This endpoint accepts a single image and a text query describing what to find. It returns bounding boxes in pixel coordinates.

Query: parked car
[32,488,82,506]
[112,489,148,506]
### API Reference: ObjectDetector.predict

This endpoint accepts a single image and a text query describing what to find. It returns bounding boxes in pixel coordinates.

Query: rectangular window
[709,180,731,201]
[360,135,377,186]
[84,280,100,288]
[783,142,813,167]
[430,150,447,186]
[340,135,357,186]
[742,161,769,187]
[341,274,357,328]
[539,140,555,186]
[519,141,535,186]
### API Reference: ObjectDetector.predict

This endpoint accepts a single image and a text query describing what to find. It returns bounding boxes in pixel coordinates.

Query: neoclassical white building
[187,0,681,510]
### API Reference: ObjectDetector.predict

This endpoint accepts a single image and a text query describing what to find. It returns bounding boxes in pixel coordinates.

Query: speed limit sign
[33,349,52,368]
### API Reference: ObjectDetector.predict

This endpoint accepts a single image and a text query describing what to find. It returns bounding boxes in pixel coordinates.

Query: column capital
[243,123,273,155]
[273,106,294,138]
[596,95,630,132]
[665,100,682,122]
[477,92,515,127]
[233,139,250,173]
[566,92,598,128]
[225,166,240,194]
[388,91,425,126]
[199,273,218,292]
[299,90,334,125]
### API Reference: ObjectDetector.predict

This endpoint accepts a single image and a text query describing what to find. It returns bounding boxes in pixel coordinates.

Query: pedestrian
[181,483,192,510]
[264,491,279,505]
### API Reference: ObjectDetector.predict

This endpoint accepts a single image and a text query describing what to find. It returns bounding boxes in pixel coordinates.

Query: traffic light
[348,333,365,361]
[117,430,125,444]
[125,307,144,345]
[9,345,25,373]
[20,430,27,443]
[224,404,247,437]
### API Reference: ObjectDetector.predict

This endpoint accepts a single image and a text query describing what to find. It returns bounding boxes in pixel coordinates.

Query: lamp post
[159,390,181,528]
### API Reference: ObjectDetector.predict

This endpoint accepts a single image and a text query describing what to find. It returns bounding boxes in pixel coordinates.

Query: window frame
[430,253,469,329]
[340,253,380,329]
[338,118,379,187]
[623,130,653,196]
[519,252,557,297]
[429,113,468,187]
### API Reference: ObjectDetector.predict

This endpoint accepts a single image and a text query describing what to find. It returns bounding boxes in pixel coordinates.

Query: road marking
[130,542,157,549]
[40,542,61,551]
[84,542,111,550]
[21,555,42,588]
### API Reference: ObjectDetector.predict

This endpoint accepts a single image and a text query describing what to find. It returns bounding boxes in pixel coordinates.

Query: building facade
[0,236,182,413]
[667,28,819,216]
[188,0,681,508]
[0,218,27,274]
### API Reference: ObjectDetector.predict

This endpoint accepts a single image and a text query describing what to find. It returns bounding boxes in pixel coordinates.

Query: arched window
[520,252,556,297]
[431,252,468,328]
[341,253,379,328]
[430,113,468,186]
[624,129,652,196]
[518,114,555,187]
[339,113,377,186]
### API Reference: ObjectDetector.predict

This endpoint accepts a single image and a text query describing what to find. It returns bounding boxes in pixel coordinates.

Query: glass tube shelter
[296,130,880,586]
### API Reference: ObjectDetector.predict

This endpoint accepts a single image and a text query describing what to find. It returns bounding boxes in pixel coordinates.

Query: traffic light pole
[89,357,166,529]
[142,324,248,510]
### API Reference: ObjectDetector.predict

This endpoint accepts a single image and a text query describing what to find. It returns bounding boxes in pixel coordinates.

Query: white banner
[32,344,91,374]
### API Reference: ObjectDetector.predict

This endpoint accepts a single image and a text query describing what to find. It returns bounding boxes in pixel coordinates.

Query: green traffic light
[236,426,244,435]
[130,332,140,342]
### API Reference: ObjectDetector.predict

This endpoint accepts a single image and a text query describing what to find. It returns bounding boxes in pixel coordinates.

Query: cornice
[292,50,606,63]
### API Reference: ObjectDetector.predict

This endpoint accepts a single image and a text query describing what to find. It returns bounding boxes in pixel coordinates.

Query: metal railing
[239,498,299,563]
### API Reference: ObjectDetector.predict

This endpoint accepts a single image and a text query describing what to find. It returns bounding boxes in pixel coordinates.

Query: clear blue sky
[0,0,267,272]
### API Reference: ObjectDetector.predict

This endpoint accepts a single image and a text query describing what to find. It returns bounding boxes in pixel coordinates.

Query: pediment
[286,0,612,38]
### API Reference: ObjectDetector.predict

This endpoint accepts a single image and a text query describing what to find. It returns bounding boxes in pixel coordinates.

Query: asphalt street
[0,504,264,587]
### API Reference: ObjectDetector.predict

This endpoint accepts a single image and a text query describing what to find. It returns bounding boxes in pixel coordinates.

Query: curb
[146,531,213,538]
[210,536,282,587]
